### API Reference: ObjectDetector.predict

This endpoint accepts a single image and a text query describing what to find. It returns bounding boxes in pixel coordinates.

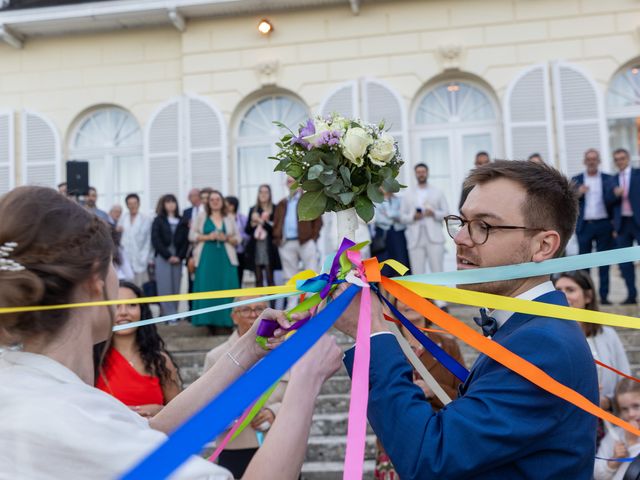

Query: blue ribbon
[120,285,360,480]
[595,456,635,463]
[402,247,640,286]
[375,287,469,382]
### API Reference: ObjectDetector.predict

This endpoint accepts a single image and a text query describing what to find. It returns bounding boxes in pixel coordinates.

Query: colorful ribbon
[343,249,371,480]
[120,285,359,479]
[382,275,640,439]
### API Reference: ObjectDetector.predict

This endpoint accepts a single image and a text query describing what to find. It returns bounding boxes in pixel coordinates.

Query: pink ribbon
[343,250,371,480]
[207,401,255,462]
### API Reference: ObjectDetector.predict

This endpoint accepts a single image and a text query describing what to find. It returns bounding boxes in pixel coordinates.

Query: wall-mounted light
[447,83,460,92]
[632,67,639,75]
[258,19,273,35]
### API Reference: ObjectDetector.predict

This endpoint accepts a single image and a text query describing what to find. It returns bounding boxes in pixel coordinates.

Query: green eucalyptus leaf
[339,191,355,205]
[274,159,289,172]
[304,149,323,165]
[355,195,374,223]
[319,169,337,185]
[366,183,385,203]
[323,151,340,168]
[286,163,303,178]
[383,177,401,193]
[327,178,344,194]
[302,179,324,192]
[339,166,352,187]
[298,191,328,221]
[326,197,337,212]
[307,164,324,180]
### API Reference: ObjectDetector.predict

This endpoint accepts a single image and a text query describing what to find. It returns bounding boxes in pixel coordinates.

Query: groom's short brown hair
[463,160,578,257]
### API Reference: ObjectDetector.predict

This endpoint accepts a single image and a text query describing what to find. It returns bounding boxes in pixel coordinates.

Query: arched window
[70,107,143,209]
[413,81,501,210]
[608,64,640,165]
[236,95,308,211]
[320,78,408,183]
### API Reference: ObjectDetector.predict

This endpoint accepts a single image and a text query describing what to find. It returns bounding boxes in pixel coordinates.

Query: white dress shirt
[583,172,608,220]
[0,351,231,480]
[490,281,556,330]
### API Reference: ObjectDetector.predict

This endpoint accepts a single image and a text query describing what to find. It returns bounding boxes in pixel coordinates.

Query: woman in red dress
[95,281,181,418]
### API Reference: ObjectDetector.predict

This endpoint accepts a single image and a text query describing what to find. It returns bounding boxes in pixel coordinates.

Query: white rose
[341,127,373,166]
[368,133,396,166]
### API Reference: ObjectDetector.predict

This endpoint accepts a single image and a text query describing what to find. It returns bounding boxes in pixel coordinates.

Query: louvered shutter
[22,110,60,188]
[552,61,608,175]
[187,96,226,192]
[320,81,358,118]
[362,78,408,177]
[146,100,181,210]
[504,64,555,163]
[0,110,14,196]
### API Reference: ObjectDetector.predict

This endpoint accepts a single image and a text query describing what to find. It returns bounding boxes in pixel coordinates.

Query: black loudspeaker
[66,160,89,196]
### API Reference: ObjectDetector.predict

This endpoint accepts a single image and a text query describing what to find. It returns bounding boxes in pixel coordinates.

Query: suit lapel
[458,290,568,397]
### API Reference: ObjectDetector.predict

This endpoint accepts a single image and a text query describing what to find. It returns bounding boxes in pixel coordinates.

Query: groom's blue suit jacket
[344,290,598,479]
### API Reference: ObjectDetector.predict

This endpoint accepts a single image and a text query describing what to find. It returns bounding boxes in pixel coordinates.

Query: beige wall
[2,0,640,187]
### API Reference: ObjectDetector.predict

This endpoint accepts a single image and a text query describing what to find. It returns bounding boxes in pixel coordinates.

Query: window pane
[416,82,495,125]
[237,96,308,210]
[462,133,492,172]
[609,117,640,166]
[420,137,451,193]
[71,107,143,208]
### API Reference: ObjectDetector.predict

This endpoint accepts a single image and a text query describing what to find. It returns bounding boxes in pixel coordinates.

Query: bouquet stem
[336,207,358,242]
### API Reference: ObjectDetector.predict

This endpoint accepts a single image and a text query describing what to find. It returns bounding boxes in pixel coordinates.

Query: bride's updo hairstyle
[0,186,113,344]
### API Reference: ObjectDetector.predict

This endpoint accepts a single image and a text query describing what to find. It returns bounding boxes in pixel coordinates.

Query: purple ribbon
[320,238,355,299]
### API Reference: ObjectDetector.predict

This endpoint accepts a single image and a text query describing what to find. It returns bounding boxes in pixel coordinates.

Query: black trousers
[218,448,258,479]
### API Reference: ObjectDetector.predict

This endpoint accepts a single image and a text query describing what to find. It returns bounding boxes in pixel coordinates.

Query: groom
[336,161,598,479]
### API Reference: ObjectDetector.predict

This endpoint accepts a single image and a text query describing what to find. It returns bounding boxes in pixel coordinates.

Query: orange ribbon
[381,275,640,438]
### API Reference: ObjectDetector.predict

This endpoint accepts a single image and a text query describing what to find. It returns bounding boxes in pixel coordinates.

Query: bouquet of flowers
[272,114,404,223]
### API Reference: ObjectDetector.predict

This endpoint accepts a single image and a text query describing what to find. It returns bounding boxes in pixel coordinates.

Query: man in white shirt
[404,163,449,277]
[571,149,616,304]
[118,193,152,287]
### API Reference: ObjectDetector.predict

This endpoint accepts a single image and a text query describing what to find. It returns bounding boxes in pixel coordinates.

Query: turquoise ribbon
[402,247,640,285]
[112,293,295,332]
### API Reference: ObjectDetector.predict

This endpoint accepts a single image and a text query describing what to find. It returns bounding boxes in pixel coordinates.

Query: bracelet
[226,351,247,371]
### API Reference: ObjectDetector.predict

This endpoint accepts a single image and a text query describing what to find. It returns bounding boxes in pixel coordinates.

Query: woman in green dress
[189,190,240,334]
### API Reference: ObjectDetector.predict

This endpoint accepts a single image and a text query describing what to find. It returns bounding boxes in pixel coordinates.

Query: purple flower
[316,130,342,147]
[291,119,315,149]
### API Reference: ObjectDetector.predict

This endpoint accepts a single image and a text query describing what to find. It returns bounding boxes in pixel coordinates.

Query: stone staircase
[159,269,640,480]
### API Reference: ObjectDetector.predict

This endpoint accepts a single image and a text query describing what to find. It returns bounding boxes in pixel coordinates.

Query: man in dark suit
[611,148,640,304]
[572,149,616,304]
[336,161,598,479]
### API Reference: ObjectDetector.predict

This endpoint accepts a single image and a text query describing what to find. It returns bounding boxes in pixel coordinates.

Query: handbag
[370,228,387,256]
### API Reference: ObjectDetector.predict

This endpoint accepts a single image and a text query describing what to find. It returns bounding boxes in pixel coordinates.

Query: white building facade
[1,0,640,213]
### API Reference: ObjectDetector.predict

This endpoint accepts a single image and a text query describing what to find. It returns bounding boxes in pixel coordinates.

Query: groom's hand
[331,284,388,339]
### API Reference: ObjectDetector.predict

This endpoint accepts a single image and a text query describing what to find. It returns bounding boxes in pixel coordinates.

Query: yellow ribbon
[398,280,640,330]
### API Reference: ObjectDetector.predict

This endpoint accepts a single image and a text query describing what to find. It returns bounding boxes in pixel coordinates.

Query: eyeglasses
[444,214,545,246]
[234,307,265,317]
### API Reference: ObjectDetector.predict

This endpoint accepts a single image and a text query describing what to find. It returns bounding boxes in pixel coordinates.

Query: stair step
[311,412,374,436]
[301,460,375,480]
[315,394,350,414]
[305,434,376,463]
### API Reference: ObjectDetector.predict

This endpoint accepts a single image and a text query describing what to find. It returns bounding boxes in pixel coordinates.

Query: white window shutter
[22,110,60,188]
[504,64,555,163]
[552,61,608,175]
[362,78,409,182]
[146,100,181,211]
[187,96,226,192]
[320,81,358,118]
[0,110,14,195]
